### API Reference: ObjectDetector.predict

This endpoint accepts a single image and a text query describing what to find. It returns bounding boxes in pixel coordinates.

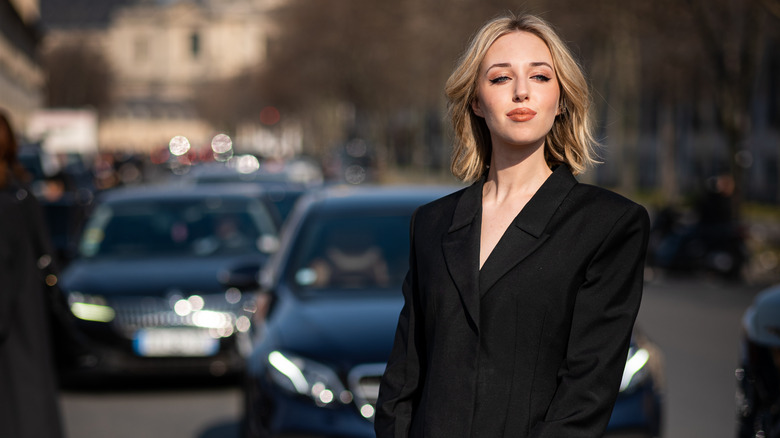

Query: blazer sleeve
[375,209,425,438]
[530,203,650,438]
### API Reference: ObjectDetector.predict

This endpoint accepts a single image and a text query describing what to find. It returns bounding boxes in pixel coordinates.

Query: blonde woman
[376,13,650,438]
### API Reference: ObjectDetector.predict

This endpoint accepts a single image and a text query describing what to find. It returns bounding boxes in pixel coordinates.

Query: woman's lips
[507,108,537,122]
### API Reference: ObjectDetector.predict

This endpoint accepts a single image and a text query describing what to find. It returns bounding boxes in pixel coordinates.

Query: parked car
[58,183,280,380]
[607,329,664,438]
[242,185,664,438]
[178,160,321,223]
[182,158,322,186]
[736,283,780,438]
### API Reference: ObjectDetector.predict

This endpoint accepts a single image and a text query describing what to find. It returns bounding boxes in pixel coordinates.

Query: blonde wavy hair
[445,13,598,182]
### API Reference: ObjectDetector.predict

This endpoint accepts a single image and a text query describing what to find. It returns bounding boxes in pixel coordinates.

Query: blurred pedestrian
[376,13,650,438]
[0,109,65,438]
[697,173,735,225]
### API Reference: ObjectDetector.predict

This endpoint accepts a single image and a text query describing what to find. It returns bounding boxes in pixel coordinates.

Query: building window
[190,32,200,59]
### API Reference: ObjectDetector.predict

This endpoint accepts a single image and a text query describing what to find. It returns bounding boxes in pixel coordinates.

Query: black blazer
[375,165,650,438]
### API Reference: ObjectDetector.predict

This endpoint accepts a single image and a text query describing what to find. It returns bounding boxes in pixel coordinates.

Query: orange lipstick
[507,107,537,122]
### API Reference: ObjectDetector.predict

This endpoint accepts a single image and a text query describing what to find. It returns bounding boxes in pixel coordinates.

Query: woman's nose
[513,79,529,102]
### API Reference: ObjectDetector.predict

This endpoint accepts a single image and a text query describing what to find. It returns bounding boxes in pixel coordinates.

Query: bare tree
[253,0,525,168]
[42,41,113,111]
[626,0,778,215]
[193,68,264,132]
[683,0,771,217]
[248,0,778,197]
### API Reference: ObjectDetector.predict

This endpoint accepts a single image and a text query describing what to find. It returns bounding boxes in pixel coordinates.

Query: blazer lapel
[442,179,482,332]
[479,165,578,295]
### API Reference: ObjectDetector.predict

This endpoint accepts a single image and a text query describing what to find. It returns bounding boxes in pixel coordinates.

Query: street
[60,276,768,438]
[61,382,240,438]
[635,275,764,437]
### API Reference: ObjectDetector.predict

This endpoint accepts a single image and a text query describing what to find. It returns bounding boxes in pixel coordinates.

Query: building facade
[0,0,44,128]
[41,0,287,153]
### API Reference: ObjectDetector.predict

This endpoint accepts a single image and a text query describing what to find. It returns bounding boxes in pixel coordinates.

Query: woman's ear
[471,99,484,117]
[556,99,566,116]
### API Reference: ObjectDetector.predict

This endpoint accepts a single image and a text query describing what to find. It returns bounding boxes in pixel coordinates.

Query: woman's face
[471,31,560,152]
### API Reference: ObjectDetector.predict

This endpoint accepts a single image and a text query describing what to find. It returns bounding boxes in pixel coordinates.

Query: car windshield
[287,212,411,293]
[79,197,278,258]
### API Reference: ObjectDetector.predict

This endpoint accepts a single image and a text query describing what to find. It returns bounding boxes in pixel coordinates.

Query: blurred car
[179,159,322,223]
[58,183,280,379]
[324,138,379,184]
[606,329,665,438]
[38,189,93,268]
[736,283,780,438]
[242,185,664,438]
[184,158,322,186]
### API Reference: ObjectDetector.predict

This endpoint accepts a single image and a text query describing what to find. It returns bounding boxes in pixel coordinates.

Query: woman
[0,109,65,438]
[375,13,650,438]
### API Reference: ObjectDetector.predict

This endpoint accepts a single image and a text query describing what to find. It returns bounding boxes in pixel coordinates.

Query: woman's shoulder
[569,182,649,221]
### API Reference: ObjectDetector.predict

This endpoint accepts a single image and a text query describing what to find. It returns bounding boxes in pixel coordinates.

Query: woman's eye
[489,76,510,84]
[532,74,552,82]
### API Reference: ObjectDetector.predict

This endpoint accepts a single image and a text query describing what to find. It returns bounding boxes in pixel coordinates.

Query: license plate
[134,328,219,357]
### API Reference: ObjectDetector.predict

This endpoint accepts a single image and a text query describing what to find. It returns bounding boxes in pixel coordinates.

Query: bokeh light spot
[174,299,192,316]
[188,295,205,311]
[232,154,260,174]
[169,135,191,156]
[211,133,233,154]
[360,404,375,418]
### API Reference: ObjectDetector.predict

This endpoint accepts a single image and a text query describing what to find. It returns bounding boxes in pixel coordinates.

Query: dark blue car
[59,183,280,379]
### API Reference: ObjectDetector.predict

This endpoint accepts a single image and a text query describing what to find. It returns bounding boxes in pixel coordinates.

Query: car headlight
[619,345,651,393]
[267,351,351,407]
[68,292,116,323]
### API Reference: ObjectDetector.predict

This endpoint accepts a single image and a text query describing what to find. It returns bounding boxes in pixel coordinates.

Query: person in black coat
[375,14,650,438]
[0,109,65,438]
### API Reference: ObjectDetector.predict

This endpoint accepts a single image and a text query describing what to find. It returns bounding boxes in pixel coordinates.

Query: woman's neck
[484,144,551,204]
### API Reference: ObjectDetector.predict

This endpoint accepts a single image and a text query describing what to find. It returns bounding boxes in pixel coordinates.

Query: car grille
[108,295,247,336]
[347,363,386,421]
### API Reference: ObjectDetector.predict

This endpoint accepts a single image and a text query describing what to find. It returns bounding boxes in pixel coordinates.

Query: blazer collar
[442,165,578,331]
[514,164,578,238]
[442,178,482,333]
[448,175,482,233]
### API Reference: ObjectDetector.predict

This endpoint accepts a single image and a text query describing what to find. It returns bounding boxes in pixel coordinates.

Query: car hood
[61,254,265,297]
[272,293,403,367]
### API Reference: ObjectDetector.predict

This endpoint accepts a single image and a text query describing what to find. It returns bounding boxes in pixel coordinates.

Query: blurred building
[39,0,286,153]
[0,0,44,126]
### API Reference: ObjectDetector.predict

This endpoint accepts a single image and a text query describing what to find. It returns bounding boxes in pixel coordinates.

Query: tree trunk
[658,106,679,204]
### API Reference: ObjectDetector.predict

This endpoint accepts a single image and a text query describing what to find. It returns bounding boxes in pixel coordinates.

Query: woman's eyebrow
[485,62,512,73]
[530,61,553,69]
[485,61,554,73]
